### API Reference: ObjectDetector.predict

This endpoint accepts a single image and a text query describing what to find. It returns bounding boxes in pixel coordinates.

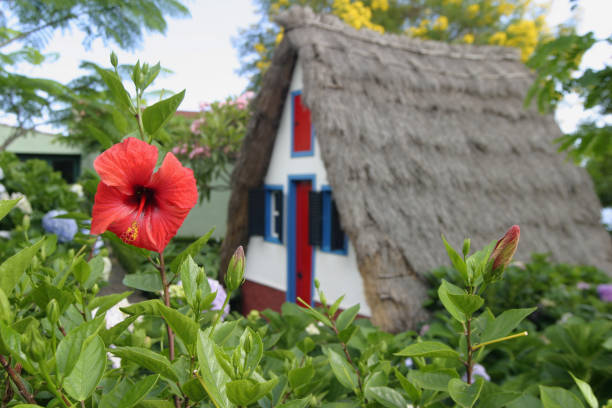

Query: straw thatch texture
[221,6,612,332]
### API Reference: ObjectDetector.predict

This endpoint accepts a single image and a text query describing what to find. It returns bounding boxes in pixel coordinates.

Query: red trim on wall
[241,280,369,320]
[241,279,286,314]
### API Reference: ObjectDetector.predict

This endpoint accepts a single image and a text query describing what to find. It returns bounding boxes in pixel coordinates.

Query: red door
[295,180,313,305]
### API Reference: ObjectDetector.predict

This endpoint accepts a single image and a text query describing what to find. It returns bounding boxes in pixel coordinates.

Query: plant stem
[209,293,231,337]
[136,91,147,142]
[158,253,181,408]
[471,331,528,351]
[40,365,71,408]
[466,318,473,384]
[0,355,36,404]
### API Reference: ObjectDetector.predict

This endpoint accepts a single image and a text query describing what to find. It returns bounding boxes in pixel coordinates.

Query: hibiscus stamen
[121,192,147,243]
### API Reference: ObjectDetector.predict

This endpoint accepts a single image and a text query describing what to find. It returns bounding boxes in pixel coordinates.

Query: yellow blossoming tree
[236,0,552,89]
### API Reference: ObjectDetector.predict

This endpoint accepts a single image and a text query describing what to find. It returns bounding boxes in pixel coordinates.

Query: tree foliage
[526,30,612,209]
[236,0,550,89]
[0,0,189,149]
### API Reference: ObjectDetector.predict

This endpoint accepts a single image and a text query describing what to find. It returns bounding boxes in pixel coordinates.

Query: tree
[235,0,549,89]
[526,29,612,211]
[0,0,189,149]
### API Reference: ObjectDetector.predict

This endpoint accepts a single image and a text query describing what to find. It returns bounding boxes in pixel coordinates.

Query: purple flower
[208,278,230,317]
[404,358,413,368]
[597,284,612,302]
[42,210,78,243]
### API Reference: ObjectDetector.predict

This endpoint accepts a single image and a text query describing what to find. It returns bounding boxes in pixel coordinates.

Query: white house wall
[245,60,371,316]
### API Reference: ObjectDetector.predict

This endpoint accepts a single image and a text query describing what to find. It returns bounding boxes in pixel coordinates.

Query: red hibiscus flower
[91,137,198,253]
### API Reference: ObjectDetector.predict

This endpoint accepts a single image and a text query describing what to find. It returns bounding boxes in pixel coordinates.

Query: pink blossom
[576,281,591,290]
[199,101,210,111]
[218,101,226,107]
[190,118,205,134]
[235,97,248,110]
[171,143,189,155]
[242,91,255,100]
[188,145,211,159]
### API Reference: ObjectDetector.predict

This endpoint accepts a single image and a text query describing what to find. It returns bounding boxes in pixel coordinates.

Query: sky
[11,0,611,124]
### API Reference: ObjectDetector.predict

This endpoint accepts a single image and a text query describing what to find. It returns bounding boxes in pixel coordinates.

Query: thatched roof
[220,6,612,332]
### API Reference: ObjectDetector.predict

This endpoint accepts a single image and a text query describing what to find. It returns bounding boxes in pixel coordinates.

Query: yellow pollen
[121,221,139,242]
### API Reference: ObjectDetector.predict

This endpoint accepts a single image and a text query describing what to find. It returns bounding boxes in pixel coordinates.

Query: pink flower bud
[490,225,520,273]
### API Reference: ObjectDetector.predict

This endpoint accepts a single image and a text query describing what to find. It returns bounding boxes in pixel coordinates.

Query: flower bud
[22,215,30,230]
[314,278,320,290]
[91,283,100,296]
[225,246,245,292]
[462,238,471,258]
[486,225,520,282]
[46,299,60,325]
[110,51,118,68]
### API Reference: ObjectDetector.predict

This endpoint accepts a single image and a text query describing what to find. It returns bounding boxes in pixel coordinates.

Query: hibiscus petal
[94,137,158,196]
[143,204,192,253]
[91,183,137,234]
[147,152,198,209]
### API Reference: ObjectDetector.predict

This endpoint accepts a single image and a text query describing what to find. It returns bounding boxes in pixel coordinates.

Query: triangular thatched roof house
[220,6,612,332]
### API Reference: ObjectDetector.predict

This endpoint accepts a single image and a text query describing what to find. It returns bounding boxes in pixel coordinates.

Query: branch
[0,355,36,404]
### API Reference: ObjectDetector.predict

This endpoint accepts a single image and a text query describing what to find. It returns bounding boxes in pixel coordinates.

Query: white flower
[0,230,10,239]
[305,323,320,335]
[0,167,4,180]
[104,298,132,330]
[70,183,84,198]
[102,256,112,281]
[462,363,490,382]
[404,357,414,368]
[0,184,6,195]
[10,193,32,214]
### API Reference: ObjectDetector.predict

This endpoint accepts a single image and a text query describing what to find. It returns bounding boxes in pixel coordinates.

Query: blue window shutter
[274,191,283,242]
[330,199,346,251]
[308,191,322,246]
[248,188,266,236]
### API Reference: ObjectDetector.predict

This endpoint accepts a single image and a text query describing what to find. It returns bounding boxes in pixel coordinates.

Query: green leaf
[241,328,264,378]
[212,320,238,346]
[297,298,333,328]
[336,304,360,332]
[481,308,536,343]
[89,291,132,317]
[123,272,163,292]
[276,397,311,408]
[63,335,106,401]
[0,198,20,222]
[289,365,315,389]
[100,315,139,346]
[136,401,174,408]
[408,369,459,391]
[56,316,106,380]
[395,341,460,359]
[169,228,214,274]
[393,368,421,403]
[99,375,159,408]
[142,89,186,136]
[226,378,279,406]
[158,304,198,351]
[0,288,12,323]
[365,386,408,408]
[539,385,585,408]
[120,299,162,316]
[448,294,484,318]
[325,348,358,391]
[182,377,207,402]
[569,372,598,408]
[448,377,484,408]
[111,347,178,382]
[438,279,467,322]
[0,237,45,295]
[442,234,469,283]
[328,295,345,316]
[13,405,45,408]
[96,67,133,111]
[196,330,231,408]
